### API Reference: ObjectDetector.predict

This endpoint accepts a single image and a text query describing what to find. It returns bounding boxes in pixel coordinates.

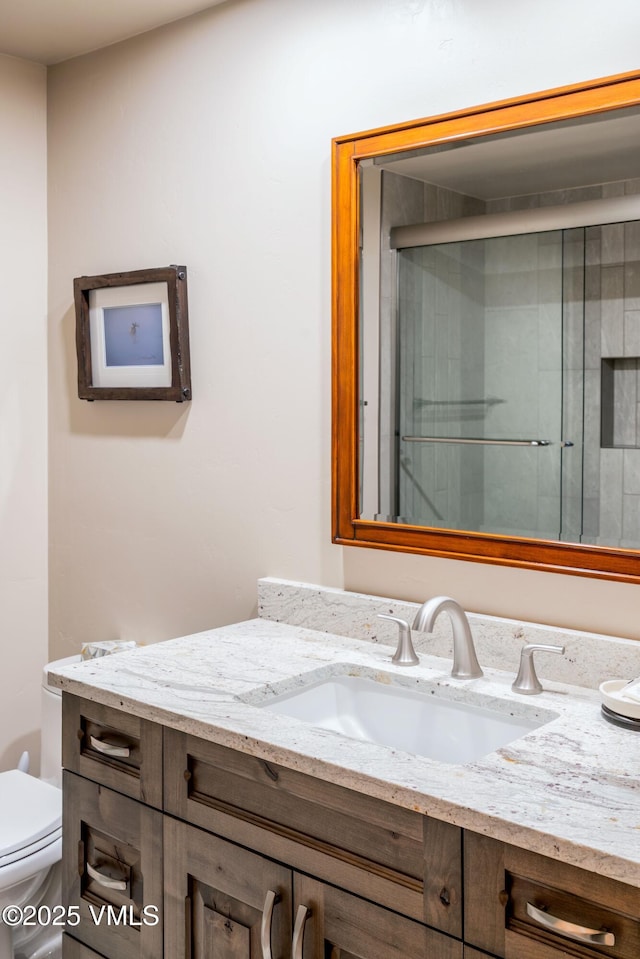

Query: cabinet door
[164,818,292,959]
[293,874,463,959]
[62,772,163,959]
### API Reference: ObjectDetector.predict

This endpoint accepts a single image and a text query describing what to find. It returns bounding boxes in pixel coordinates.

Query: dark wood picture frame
[74,265,191,402]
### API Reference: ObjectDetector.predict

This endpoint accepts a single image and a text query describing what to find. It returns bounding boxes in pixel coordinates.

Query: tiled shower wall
[398,240,487,529]
[489,179,640,547]
[480,230,564,537]
[586,186,640,547]
[380,171,484,525]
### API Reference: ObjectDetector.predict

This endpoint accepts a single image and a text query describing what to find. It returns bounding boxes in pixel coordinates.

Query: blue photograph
[103,303,164,367]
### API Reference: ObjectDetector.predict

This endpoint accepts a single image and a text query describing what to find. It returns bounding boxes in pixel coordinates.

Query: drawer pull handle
[86,862,128,891]
[260,889,281,959]
[526,902,615,947]
[89,735,131,758]
[292,904,311,959]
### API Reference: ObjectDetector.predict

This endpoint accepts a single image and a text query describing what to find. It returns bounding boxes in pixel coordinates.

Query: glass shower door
[396,229,573,540]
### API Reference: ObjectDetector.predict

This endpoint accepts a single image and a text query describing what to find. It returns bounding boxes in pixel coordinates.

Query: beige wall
[47,0,640,658]
[0,55,48,769]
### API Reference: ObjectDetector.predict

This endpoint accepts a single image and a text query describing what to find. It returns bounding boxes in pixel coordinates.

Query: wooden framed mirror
[332,70,640,582]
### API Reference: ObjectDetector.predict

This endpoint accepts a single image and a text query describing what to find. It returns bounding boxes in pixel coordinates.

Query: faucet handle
[512,643,565,695]
[377,614,419,666]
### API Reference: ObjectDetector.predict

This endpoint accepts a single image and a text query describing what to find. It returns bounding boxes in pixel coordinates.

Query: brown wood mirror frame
[332,70,640,583]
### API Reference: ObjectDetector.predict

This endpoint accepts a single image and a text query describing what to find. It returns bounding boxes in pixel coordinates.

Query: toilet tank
[40,656,80,787]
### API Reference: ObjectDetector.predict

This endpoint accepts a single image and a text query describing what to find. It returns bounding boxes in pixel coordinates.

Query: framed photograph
[74,265,191,401]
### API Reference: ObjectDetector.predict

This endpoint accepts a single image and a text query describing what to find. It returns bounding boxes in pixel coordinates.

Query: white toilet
[0,656,78,959]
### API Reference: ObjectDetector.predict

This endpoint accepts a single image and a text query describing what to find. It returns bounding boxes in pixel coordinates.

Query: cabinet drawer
[465,832,640,959]
[62,694,162,807]
[506,872,639,959]
[163,730,462,933]
[62,771,163,959]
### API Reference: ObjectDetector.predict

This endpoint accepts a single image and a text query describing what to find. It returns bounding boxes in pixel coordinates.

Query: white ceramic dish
[599,679,640,721]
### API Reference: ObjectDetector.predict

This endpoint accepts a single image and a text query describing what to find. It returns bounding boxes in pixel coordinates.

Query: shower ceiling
[376,107,640,199]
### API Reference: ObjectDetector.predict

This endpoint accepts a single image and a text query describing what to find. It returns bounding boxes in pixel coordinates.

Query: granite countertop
[49,618,640,888]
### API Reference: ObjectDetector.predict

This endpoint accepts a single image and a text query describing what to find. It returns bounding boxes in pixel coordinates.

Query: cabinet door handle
[86,862,128,891]
[292,904,311,959]
[526,902,615,946]
[260,889,281,959]
[89,735,130,758]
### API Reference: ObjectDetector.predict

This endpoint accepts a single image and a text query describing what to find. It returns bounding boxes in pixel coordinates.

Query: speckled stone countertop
[49,614,639,889]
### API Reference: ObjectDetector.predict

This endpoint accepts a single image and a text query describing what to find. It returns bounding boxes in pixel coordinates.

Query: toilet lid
[0,770,61,858]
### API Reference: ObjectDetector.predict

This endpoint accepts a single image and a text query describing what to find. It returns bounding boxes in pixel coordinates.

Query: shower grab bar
[414,398,504,406]
[402,436,551,447]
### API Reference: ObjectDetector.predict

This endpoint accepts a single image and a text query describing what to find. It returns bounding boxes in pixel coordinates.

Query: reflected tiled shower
[381,172,640,548]
[397,230,565,539]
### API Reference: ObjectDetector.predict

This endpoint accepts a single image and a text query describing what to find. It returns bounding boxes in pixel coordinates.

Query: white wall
[47,0,640,654]
[0,55,48,769]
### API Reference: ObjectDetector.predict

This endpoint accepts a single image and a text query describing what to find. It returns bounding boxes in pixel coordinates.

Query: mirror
[332,71,640,582]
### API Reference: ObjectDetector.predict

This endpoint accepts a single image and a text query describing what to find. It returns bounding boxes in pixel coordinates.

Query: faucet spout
[412,596,483,679]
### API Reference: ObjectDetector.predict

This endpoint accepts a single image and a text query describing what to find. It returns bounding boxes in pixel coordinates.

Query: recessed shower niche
[601,357,640,449]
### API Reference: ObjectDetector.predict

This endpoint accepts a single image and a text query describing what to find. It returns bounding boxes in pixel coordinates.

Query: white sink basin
[261,673,553,764]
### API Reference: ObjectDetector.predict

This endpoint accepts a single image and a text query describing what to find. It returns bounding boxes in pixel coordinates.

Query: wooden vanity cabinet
[163,730,463,959]
[62,697,463,958]
[62,695,639,959]
[163,818,461,959]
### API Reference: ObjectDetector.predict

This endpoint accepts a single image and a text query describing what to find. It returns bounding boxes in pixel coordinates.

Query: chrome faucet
[412,596,483,679]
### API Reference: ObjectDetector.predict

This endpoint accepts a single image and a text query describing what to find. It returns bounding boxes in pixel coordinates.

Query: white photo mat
[89,282,172,388]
